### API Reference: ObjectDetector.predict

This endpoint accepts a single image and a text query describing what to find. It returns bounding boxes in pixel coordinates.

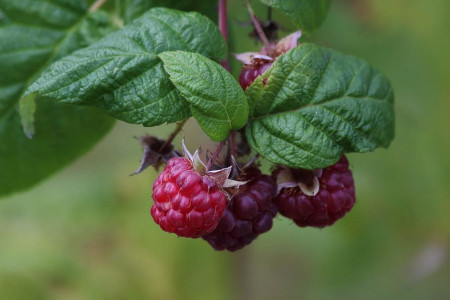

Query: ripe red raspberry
[202,167,277,251]
[275,156,355,228]
[151,157,227,238]
[238,61,273,91]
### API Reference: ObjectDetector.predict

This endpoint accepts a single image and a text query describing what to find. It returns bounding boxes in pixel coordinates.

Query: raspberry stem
[230,130,236,157]
[218,0,230,71]
[159,119,187,152]
[244,0,273,56]
[207,140,227,169]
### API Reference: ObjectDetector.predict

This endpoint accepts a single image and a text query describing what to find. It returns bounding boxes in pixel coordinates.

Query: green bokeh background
[1,0,450,299]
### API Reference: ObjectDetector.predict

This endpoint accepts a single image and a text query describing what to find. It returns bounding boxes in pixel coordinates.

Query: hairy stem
[159,119,187,152]
[244,0,273,56]
[207,140,227,169]
[218,0,230,71]
[89,0,107,12]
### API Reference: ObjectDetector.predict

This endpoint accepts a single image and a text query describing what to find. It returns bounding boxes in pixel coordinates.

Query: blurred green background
[1,0,450,299]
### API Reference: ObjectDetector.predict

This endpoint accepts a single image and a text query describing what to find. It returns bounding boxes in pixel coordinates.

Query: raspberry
[202,167,277,251]
[236,30,302,91]
[151,157,227,238]
[238,62,273,91]
[275,156,355,228]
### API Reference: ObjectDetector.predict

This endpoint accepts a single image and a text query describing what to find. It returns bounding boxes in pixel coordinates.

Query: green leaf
[0,0,115,197]
[117,0,155,24]
[26,7,227,127]
[245,43,395,169]
[259,0,331,32]
[117,0,218,24]
[159,51,248,141]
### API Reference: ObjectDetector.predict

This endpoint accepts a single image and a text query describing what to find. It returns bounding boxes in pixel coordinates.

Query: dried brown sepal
[132,135,180,175]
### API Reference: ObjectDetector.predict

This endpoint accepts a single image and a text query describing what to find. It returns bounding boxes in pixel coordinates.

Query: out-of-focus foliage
[0,0,115,197]
[259,0,331,32]
[1,0,449,299]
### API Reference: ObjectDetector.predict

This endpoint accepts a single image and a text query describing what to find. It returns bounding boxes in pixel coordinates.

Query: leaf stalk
[244,0,273,56]
[207,140,227,169]
[159,119,188,152]
[218,0,230,71]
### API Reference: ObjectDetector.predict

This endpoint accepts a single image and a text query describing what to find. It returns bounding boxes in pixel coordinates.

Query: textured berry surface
[238,62,272,91]
[151,157,227,238]
[276,156,355,228]
[203,167,277,251]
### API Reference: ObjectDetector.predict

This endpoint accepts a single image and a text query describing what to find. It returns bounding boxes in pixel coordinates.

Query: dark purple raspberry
[151,157,227,238]
[238,62,272,91]
[275,156,355,228]
[202,167,277,251]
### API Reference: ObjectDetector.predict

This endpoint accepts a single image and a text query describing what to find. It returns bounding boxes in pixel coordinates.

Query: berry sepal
[132,135,180,175]
[275,166,322,197]
[182,139,247,190]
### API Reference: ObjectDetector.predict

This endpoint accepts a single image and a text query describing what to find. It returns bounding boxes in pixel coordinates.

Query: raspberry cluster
[202,167,277,251]
[150,151,356,251]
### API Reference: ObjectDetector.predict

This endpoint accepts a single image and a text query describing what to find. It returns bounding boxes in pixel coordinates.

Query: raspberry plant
[0,0,395,251]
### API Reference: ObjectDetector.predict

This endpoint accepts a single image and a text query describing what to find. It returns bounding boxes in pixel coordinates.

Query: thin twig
[89,0,107,12]
[244,0,273,56]
[159,119,188,152]
[207,140,227,169]
[218,0,230,71]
